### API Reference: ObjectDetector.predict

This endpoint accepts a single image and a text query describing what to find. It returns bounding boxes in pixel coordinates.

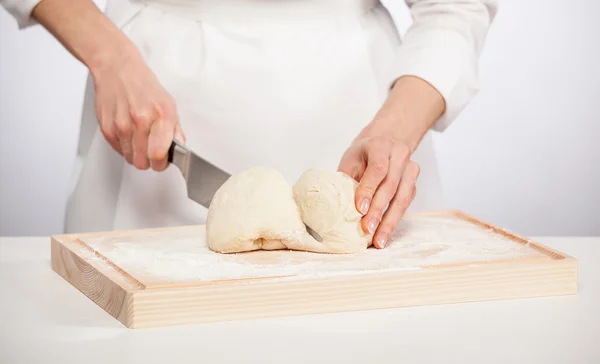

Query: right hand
[91,49,186,172]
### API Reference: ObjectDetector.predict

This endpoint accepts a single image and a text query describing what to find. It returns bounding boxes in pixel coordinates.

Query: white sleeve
[1,0,42,29]
[392,0,499,132]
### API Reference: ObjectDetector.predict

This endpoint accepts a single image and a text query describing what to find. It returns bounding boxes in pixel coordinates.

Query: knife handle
[167,140,188,177]
[167,140,177,164]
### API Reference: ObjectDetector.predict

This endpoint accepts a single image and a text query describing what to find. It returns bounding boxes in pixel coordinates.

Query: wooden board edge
[440,210,577,261]
[50,236,136,328]
[127,258,578,329]
[73,238,147,290]
[141,255,558,291]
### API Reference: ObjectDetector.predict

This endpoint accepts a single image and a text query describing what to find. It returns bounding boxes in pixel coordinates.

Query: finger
[131,129,150,170]
[114,104,134,165]
[148,118,175,172]
[149,99,179,171]
[355,145,390,221]
[362,147,407,238]
[99,120,122,155]
[130,107,154,170]
[97,102,123,155]
[106,133,123,156]
[374,161,420,249]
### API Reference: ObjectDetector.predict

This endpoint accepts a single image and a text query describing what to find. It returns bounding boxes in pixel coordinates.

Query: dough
[206,166,323,253]
[293,168,373,253]
[206,166,372,254]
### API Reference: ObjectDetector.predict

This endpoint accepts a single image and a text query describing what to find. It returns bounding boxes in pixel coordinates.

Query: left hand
[338,135,420,249]
[338,75,445,249]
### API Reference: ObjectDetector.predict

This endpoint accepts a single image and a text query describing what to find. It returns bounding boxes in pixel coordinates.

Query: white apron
[63,0,445,234]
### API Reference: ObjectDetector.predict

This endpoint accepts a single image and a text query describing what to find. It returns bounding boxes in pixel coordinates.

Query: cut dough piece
[206,166,324,254]
[293,168,373,253]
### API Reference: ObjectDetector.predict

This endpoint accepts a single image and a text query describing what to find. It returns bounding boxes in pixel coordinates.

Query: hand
[338,136,420,249]
[31,0,185,170]
[91,50,186,171]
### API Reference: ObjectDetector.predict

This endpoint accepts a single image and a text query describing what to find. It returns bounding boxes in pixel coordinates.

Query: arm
[339,0,498,248]
[30,0,139,75]
[354,75,445,154]
[361,0,498,151]
[3,0,185,171]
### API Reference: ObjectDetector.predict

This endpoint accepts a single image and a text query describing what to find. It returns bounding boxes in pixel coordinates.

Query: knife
[168,140,232,208]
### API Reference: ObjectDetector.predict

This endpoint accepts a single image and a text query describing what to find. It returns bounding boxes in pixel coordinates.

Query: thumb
[337,153,365,182]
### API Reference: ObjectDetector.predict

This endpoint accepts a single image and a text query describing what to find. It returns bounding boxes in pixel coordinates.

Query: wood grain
[51,236,140,327]
[50,210,579,329]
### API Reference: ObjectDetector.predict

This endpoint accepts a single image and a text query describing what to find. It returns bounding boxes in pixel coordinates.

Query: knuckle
[395,195,413,211]
[130,108,154,128]
[130,108,152,125]
[358,184,377,196]
[370,162,388,176]
[100,124,116,141]
[368,204,385,218]
[114,119,132,136]
[120,141,133,157]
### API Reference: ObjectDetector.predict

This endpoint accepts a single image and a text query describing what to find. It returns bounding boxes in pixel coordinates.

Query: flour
[83,215,546,285]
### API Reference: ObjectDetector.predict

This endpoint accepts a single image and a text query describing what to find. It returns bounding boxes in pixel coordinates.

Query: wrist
[87,40,141,77]
[357,76,445,152]
[358,116,422,153]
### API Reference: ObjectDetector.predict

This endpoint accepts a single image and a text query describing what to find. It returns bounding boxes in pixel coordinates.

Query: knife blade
[305,223,323,242]
[168,140,231,208]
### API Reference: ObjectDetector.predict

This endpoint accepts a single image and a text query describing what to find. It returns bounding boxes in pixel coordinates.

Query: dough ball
[206,166,323,253]
[293,168,373,253]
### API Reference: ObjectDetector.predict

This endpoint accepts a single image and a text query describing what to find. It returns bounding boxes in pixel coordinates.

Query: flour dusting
[83,215,546,285]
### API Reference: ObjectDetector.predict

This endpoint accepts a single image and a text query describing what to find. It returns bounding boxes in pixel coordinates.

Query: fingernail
[367,218,378,234]
[376,233,388,248]
[359,199,370,214]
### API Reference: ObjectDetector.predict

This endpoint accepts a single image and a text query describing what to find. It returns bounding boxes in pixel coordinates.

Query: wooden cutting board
[50,210,578,329]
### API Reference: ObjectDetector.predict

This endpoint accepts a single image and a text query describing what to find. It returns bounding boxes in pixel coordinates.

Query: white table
[1,236,599,364]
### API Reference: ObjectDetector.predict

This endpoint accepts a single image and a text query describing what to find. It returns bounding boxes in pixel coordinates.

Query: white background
[0,0,598,237]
